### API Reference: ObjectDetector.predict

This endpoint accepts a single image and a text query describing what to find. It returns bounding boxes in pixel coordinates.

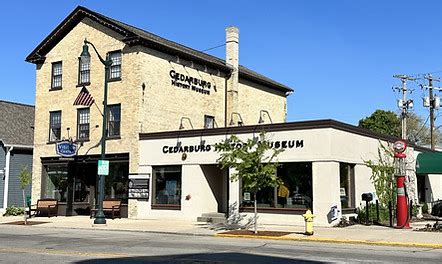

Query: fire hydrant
[302,209,315,235]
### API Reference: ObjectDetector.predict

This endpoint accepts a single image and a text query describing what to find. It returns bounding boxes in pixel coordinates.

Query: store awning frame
[416,152,442,174]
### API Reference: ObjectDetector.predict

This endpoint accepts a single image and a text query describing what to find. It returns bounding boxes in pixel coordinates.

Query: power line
[413,114,430,139]
[201,43,226,52]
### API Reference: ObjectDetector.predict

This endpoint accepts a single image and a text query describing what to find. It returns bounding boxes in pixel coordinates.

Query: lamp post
[80,39,113,225]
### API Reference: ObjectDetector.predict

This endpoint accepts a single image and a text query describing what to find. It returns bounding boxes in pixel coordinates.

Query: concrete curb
[214,233,442,249]
[10,223,215,237]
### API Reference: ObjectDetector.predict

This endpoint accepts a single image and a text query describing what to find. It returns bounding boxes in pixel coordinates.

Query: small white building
[131,119,433,226]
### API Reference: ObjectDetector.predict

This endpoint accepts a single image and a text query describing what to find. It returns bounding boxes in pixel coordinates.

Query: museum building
[25,6,291,217]
[26,6,440,226]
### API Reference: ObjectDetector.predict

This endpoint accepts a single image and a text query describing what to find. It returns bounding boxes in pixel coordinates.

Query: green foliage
[358,109,401,137]
[422,203,429,214]
[215,132,284,192]
[19,166,32,190]
[364,143,396,207]
[407,112,441,145]
[357,203,391,225]
[3,206,24,216]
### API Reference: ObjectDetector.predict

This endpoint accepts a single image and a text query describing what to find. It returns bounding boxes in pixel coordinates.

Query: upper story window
[51,62,62,89]
[77,108,90,140]
[204,115,215,129]
[78,57,90,85]
[49,111,61,142]
[108,51,121,80]
[107,104,121,138]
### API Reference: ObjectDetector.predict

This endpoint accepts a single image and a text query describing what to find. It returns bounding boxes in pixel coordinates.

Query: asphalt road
[0,225,440,263]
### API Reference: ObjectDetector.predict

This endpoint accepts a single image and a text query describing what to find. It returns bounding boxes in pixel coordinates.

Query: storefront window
[340,163,355,208]
[105,162,129,203]
[241,162,312,210]
[43,165,69,202]
[152,166,182,206]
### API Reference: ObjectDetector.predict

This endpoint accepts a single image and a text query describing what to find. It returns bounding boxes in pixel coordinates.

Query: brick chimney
[226,26,239,126]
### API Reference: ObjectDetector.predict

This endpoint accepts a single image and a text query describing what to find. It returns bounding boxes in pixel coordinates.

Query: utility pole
[393,74,415,140]
[422,74,442,150]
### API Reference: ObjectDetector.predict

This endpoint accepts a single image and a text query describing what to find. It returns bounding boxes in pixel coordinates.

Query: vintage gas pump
[393,140,410,228]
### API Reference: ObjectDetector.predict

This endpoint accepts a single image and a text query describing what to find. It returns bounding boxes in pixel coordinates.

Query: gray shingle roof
[0,100,34,147]
[26,6,293,94]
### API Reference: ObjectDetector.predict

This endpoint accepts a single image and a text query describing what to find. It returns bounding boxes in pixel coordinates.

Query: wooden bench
[90,199,122,219]
[30,198,58,218]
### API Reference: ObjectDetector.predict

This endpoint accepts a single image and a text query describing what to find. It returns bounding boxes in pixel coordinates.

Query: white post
[3,146,13,209]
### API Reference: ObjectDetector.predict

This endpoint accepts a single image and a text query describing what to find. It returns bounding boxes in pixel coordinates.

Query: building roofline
[25,6,293,94]
[0,100,35,108]
[138,119,433,152]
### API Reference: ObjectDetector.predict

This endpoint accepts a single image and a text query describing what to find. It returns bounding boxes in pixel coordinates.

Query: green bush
[3,206,25,216]
[357,203,391,225]
[422,203,429,214]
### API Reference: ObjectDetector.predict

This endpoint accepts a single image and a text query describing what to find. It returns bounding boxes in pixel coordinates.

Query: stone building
[0,100,34,213]
[25,6,292,216]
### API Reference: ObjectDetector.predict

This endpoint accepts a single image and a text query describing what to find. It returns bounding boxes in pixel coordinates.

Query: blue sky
[2,1,442,126]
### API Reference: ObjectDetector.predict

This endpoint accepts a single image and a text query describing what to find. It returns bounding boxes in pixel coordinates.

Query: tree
[406,112,440,146]
[19,166,32,225]
[364,143,396,207]
[358,110,401,137]
[359,109,441,146]
[215,132,284,234]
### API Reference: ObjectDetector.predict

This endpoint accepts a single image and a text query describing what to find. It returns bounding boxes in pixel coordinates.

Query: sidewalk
[0,215,440,249]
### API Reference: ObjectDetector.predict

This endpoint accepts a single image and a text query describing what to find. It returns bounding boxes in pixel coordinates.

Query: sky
[2,1,442,127]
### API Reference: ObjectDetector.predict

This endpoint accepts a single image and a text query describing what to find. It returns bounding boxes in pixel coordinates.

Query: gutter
[3,144,33,150]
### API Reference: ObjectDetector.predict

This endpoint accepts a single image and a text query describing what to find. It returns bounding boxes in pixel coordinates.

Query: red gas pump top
[393,140,407,158]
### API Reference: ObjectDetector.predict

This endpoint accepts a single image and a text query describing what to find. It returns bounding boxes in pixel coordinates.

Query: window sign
[129,178,149,199]
[98,160,109,176]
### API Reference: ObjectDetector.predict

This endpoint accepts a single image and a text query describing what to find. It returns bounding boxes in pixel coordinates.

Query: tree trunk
[22,189,27,225]
[254,191,258,234]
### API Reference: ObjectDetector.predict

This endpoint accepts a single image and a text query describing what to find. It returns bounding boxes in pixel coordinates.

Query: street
[0,225,440,263]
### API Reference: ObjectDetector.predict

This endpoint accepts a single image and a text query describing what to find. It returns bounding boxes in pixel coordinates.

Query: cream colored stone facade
[30,16,289,210]
[138,124,420,226]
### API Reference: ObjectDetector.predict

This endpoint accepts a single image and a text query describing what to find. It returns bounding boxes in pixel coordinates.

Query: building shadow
[75,252,324,263]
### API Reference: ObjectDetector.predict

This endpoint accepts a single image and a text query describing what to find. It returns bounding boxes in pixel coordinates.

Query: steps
[197,212,226,224]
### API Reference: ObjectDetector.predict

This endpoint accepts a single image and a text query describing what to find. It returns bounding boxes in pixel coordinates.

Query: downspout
[224,77,228,127]
[3,146,13,209]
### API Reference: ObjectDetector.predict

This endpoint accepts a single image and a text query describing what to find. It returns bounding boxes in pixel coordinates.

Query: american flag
[73,87,95,107]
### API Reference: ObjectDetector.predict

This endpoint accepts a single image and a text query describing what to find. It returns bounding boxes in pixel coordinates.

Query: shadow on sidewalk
[75,252,322,264]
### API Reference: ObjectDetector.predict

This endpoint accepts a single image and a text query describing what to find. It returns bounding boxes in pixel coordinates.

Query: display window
[241,162,312,210]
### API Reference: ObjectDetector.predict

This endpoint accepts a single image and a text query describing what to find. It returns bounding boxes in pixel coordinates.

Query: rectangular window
[78,58,90,85]
[108,51,121,80]
[107,104,121,137]
[241,162,313,210]
[152,166,182,208]
[51,61,62,89]
[105,162,130,204]
[340,163,355,208]
[49,111,61,142]
[42,165,68,202]
[77,108,90,140]
[204,115,215,129]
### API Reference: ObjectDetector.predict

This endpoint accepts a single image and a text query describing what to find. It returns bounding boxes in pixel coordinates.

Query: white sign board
[98,160,109,176]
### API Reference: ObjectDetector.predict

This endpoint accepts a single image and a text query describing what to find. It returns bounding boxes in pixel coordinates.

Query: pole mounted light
[80,39,113,225]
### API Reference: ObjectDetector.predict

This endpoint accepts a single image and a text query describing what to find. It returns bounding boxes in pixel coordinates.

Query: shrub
[3,206,25,216]
[422,203,429,214]
[357,203,391,225]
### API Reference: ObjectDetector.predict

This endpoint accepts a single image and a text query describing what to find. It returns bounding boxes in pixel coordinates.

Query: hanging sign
[56,141,78,157]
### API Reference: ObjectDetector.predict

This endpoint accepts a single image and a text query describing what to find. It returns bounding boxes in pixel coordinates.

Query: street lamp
[80,39,113,225]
